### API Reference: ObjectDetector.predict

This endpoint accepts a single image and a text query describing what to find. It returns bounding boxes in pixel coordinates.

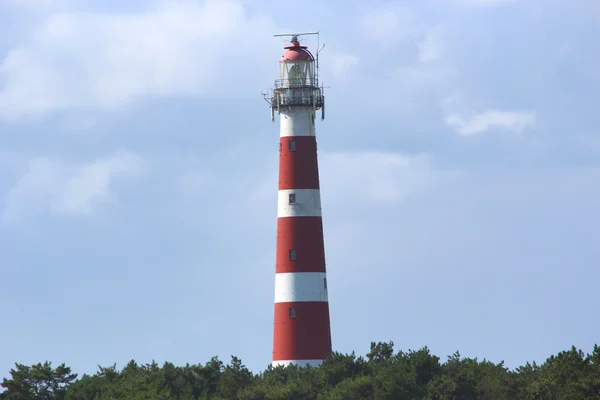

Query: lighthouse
[266,32,331,368]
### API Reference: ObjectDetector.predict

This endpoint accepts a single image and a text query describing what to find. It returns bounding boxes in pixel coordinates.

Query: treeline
[1,341,599,399]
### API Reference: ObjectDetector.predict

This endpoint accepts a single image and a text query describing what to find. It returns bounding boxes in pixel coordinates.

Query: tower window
[288,140,296,151]
[289,249,296,260]
[288,193,296,204]
[289,307,296,318]
[324,277,327,290]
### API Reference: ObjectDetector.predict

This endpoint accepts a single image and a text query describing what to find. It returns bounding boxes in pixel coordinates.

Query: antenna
[273,31,318,38]
[273,31,318,45]
[315,35,325,88]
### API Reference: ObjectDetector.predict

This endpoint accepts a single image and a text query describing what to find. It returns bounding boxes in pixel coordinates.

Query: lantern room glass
[280,60,315,87]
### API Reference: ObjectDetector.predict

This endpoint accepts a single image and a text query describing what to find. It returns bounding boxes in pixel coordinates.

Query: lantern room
[278,37,316,88]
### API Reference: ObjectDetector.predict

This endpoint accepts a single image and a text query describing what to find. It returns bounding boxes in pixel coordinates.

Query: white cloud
[393,63,455,86]
[1,149,147,224]
[0,0,70,9]
[61,115,98,133]
[457,0,519,6]
[418,27,445,63]
[319,151,438,204]
[445,109,536,136]
[0,0,277,120]
[327,52,359,80]
[359,5,418,43]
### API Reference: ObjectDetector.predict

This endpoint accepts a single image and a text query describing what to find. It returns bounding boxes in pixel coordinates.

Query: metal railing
[274,79,320,89]
[271,93,324,108]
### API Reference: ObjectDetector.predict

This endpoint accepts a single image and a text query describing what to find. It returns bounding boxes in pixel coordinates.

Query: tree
[1,362,77,400]
[367,342,394,363]
[2,342,600,399]
[216,356,252,399]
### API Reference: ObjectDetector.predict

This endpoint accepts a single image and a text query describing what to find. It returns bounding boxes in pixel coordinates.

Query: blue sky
[1,0,599,379]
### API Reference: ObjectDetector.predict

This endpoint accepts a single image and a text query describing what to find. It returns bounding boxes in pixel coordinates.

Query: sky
[1,0,599,380]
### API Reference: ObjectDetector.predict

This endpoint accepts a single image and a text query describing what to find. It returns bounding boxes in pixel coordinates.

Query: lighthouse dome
[280,40,315,62]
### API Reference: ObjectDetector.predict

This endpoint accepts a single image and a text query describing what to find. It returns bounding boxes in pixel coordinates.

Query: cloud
[327,52,359,81]
[319,151,440,205]
[1,149,147,224]
[0,0,277,120]
[418,27,445,63]
[0,0,71,10]
[445,109,536,136]
[359,5,418,43]
[457,0,519,6]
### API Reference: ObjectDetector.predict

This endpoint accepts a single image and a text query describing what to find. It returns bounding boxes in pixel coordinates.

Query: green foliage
[2,342,599,400]
[0,362,77,400]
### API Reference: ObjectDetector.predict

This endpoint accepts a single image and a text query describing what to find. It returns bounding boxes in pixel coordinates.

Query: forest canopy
[1,341,599,399]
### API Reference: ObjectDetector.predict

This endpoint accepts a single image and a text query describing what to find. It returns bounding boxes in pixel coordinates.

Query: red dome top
[280,40,315,62]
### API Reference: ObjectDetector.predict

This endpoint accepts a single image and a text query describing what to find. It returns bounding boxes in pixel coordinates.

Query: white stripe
[272,359,323,368]
[274,272,328,303]
[280,108,316,137]
[278,189,321,218]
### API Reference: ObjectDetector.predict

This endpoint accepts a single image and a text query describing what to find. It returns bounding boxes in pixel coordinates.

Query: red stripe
[276,217,326,273]
[272,302,332,361]
[279,136,320,190]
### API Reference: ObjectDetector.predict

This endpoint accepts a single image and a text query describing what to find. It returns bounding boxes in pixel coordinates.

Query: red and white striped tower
[267,32,331,368]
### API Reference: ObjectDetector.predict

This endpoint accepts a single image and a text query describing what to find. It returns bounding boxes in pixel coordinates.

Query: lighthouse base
[272,359,323,369]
